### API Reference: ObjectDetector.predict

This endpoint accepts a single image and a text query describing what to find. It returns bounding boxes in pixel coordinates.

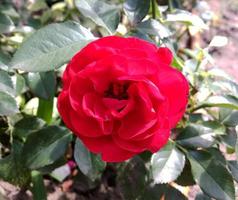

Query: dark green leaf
[74,0,120,34]
[11,21,95,72]
[0,141,31,187]
[139,184,166,200]
[0,12,14,33]
[25,71,56,99]
[151,141,185,183]
[0,50,10,70]
[188,150,235,200]
[124,0,150,24]
[176,159,196,186]
[0,69,15,95]
[220,128,237,150]
[74,138,106,181]
[137,19,172,38]
[219,108,238,127]
[22,125,72,169]
[0,91,18,116]
[228,161,238,183]
[177,122,225,148]
[207,148,226,166]
[164,185,188,200]
[31,171,47,200]
[13,116,45,140]
[117,157,147,200]
[195,192,212,200]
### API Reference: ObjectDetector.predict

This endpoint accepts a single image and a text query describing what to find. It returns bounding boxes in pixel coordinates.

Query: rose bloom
[58,36,189,162]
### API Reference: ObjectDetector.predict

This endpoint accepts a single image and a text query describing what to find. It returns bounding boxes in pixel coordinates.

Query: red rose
[57,36,189,162]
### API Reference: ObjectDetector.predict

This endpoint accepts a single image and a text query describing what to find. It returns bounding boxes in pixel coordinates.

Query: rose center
[104,82,129,100]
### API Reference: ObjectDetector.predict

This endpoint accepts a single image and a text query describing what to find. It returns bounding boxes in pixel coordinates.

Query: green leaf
[0,141,31,187]
[209,79,238,97]
[0,12,14,33]
[175,159,196,186]
[151,141,185,184]
[220,128,237,150]
[11,21,95,72]
[13,116,45,140]
[74,138,106,181]
[0,69,15,95]
[236,126,238,158]
[196,95,238,111]
[195,192,212,200]
[0,91,18,116]
[140,184,188,200]
[117,157,147,200]
[12,74,26,96]
[0,50,10,70]
[74,0,120,34]
[31,171,47,200]
[139,184,165,200]
[188,150,235,200]
[219,108,238,127]
[37,98,54,124]
[137,19,172,39]
[22,125,72,169]
[228,161,238,183]
[166,10,208,29]
[164,185,188,200]
[177,122,225,148]
[25,71,55,99]
[124,0,150,24]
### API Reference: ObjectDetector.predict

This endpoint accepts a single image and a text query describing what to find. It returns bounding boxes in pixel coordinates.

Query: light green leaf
[74,0,120,34]
[188,150,235,200]
[166,10,208,29]
[0,91,18,116]
[12,74,26,96]
[151,142,185,183]
[22,126,72,169]
[197,95,238,111]
[209,36,228,47]
[11,21,95,72]
[137,19,172,39]
[0,12,14,33]
[74,138,106,181]
[124,0,150,24]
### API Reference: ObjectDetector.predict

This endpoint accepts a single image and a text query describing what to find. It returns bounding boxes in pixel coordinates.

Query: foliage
[0,0,237,199]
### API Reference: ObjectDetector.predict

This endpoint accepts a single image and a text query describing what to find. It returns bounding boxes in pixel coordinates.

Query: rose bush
[58,36,189,162]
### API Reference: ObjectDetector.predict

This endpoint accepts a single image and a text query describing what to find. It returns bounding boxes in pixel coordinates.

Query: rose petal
[57,91,74,131]
[118,83,157,139]
[157,67,189,128]
[80,136,136,162]
[157,47,173,65]
[70,110,105,137]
